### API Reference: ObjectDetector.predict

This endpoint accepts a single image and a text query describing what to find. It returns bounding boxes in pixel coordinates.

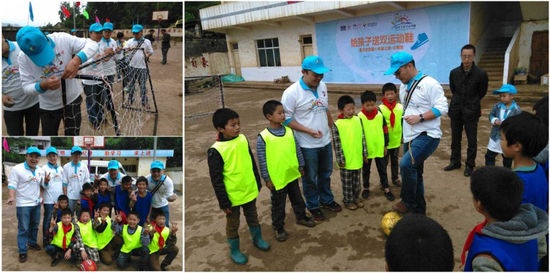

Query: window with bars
[257,38,281,67]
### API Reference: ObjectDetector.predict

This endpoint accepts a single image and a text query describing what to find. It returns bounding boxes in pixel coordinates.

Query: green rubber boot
[227,238,247,265]
[249,225,270,251]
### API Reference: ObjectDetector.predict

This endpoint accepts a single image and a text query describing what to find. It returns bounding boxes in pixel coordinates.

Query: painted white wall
[517,20,548,69]
[241,66,302,82]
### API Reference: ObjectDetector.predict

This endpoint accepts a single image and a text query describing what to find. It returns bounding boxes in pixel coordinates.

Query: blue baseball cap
[70,28,77,33]
[16,26,56,67]
[493,84,517,95]
[103,22,114,31]
[108,160,119,170]
[150,160,164,170]
[46,146,58,155]
[132,24,144,33]
[384,51,414,75]
[89,23,103,33]
[302,56,330,74]
[71,146,83,154]
[26,146,41,156]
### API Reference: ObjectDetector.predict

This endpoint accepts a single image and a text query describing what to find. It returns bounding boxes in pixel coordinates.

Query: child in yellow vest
[93,203,118,265]
[358,91,395,201]
[332,95,368,210]
[379,83,404,187]
[112,210,151,270]
[257,100,316,242]
[207,108,270,265]
[148,211,179,270]
[73,210,100,264]
[45,208,84,267]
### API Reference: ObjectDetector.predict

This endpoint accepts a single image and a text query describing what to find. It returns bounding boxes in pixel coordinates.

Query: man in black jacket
[444,44,488,177]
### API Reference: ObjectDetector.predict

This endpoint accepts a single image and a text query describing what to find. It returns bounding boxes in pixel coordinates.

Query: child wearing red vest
[148,211,179,270]
[45,208,84,266]
[207,108,270,265]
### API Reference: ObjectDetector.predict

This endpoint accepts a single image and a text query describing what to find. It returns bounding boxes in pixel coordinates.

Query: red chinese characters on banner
[350,32,415,52]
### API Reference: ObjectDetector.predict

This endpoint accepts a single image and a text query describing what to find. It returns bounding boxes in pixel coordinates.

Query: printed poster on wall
[316,2,470,84]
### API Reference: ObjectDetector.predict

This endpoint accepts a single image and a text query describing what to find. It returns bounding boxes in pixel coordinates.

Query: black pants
[485,150,513,168]
[3,103,40,136]
[385,147,400,182]
[161,47,169,64]
[270,179,307,231]
[362,157,389,190]
[40,95,82,136]
[450,117,479,168]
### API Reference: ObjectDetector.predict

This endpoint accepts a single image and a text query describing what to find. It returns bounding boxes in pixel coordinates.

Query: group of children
[207,78,549,270]
[34,147,178,270]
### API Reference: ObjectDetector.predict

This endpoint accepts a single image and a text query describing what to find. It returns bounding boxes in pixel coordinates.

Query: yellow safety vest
[51,222,75,249]
[95,216,114,250]
[359,111,385,159]
[148,226,171,254]
[121,225,143,253]
[334,116,364,170]
[211,134,258,206]
[259,127,301,190]
[379,103,403,149]
[77,220,98,249]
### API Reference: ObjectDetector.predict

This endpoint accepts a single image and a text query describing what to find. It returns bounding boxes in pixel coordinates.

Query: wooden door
[529,31,548,78]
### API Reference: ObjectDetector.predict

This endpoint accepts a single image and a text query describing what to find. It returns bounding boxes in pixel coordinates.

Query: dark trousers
[83,76,116,129]
[362,157,389,190]
[385,147,400,182]
[161,47,169,64]
[126,67,149,105]
[270,179,307,231]
[3,103,40,136]
[116,246,149,270]
[450,117,479,168]
[149,245,179,270]
[40,95,82,136]
[226,199,259,239]
[485,150,513,168]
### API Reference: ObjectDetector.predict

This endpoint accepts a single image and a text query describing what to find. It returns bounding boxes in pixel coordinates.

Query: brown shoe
[19,253,27,263]
[345,203,358,210]
[392,179,401,187]
[392,201,410,214]
[355,200,365,208]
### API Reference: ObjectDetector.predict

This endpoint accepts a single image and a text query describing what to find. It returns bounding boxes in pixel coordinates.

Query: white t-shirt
[2,41,39,111]
[146,174,174,208]
[41,163,65,204]
[18,32,99,111]
[8,162,43,207]
[123,38,153,69]
[98,37,117,76]
[100,172,122,188]
[281,78,331,148]
[62,161,90,200]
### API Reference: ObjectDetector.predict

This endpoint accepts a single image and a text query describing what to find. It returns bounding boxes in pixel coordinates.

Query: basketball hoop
[157,15,163,21]
[83,136,95,150]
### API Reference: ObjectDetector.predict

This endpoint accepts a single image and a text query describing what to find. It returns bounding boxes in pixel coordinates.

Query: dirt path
[184,86,539,271]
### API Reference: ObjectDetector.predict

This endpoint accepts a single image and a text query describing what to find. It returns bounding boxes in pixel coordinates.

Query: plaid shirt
[331,121,368,168]
[72,219,100,262]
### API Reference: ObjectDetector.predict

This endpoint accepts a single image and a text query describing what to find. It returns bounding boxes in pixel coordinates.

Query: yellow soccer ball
[381,211,403,236]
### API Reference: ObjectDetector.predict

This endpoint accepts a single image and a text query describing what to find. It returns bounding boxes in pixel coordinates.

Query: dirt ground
[184,86,540,271]
[1,186,183,271]
[2,41,183,137]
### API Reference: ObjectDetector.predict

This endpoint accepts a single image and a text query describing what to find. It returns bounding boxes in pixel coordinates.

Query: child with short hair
[53,194,70,222]
[257,100,315,242]
[485,84,522,168]
[112,210,151,270]
[78,182,96,218]
[131,176,153,226]
[358,90,394,201]
[93,203,117,265]
[95,178,113,209]
[73,210,100,263]
[331,95,367,210]
[115,175,135,223]
[379,83,403,186]
[45,208,83,267]
[207,108,270,265]
[148,211,179,271]
[461,166,548,271]
[500,111,549,212]
[385,214,454,271]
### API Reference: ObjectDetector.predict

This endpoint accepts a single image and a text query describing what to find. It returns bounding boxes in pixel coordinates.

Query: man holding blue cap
[40,146,65,247]
[7,146,44,263]
[16,25,99,135]
[123,24,154,109]
[281,55,341,222]
[384,51,448,215]
[63,146,90,210]
[100,159,123,188]
[147,160,176,226]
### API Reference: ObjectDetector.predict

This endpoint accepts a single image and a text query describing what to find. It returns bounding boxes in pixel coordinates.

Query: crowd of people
[7,145,178,270]
[207,50,548,271]
[2,22,172,136]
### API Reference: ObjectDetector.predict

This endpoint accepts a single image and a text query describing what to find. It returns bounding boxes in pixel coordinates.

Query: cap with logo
[103,22,114,31]
[150,160,164,170]
[132,24,144,33]
[26,146,41,156]
[71,146,83,154]
[302,56,330,74]
[89,23,103,33]
[46,146,58,155]
[16,26,56,67]
[493,84,517,95]
[384,51,414,75]
[108,160,119,170]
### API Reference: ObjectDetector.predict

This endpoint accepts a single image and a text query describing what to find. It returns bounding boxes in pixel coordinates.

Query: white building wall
[227,19,316,81]
[517,20,548,69]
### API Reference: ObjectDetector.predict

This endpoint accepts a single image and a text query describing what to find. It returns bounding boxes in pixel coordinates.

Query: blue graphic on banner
[316,2,470,84]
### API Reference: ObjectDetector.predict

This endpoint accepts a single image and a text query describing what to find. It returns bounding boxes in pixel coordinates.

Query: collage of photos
[2,1,183,271]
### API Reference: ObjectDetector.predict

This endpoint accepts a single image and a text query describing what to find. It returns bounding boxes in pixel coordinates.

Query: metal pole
[153,136,157,161]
